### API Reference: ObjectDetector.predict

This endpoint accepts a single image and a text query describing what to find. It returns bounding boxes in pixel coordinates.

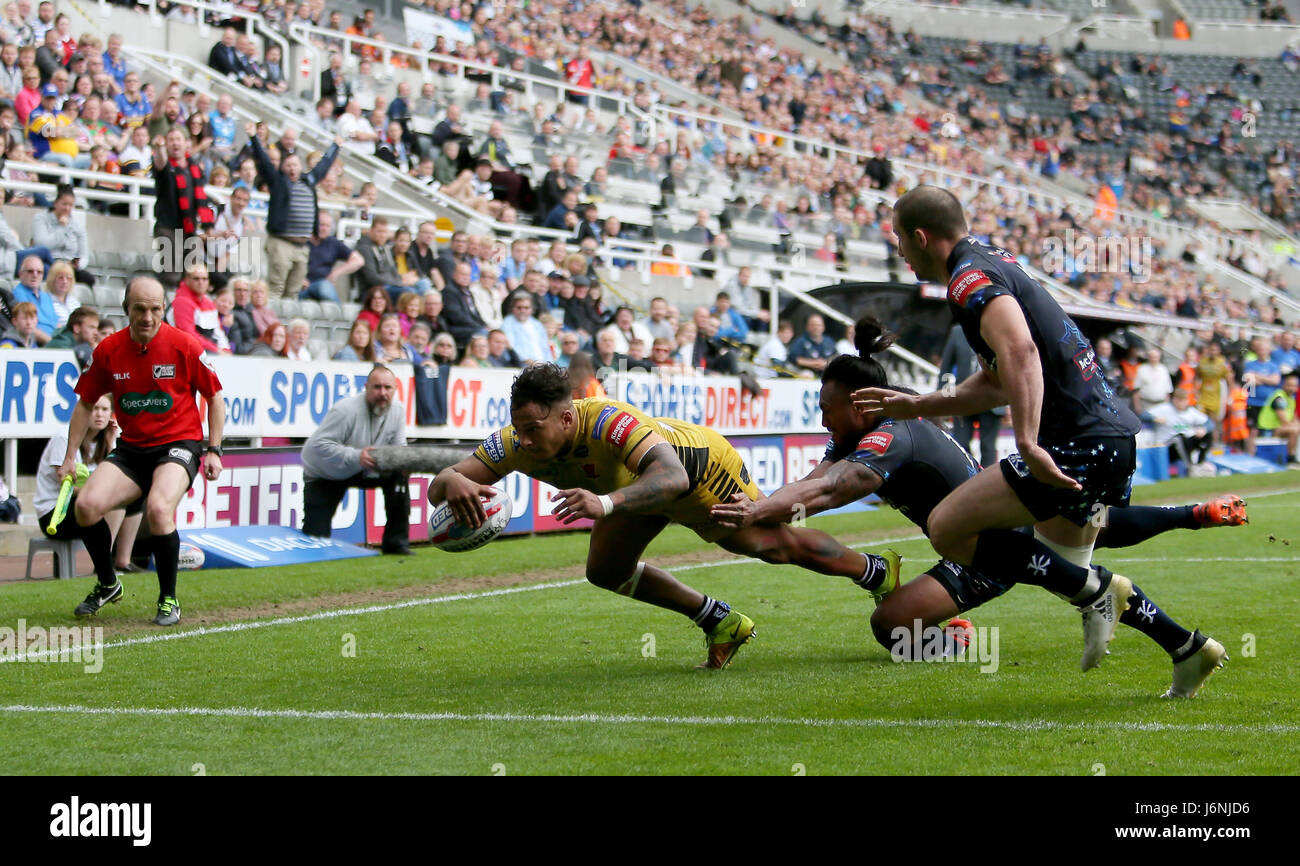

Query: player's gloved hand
[440,471,494,528]
[852,387,921,420]
[710,492,757,528]
[550,488,605,524]
[1019,442,1082,491]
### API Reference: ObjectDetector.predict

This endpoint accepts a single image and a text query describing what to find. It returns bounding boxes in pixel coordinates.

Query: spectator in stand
[394,290,421,338]
[246,121,343,298]
[599,305,652,355]
[430,331,457,366]
[334,319,377,362]
[1257,373,1299,463]
[501,293,549,364]
[208,27,241,78]
[13,67,41,126]
[319,52,350,113]
[207,93,236,163]
[377,313,419,361]
[214,284,255,355]
[1274,331,1300,375]
[208,184,255,287]
[356,216,419,303]
[43,259,73,327]
[249,321,288,357]
[171,264,229,354]
[0,300,39,348]
[486,328,523,368]
[640,296,675,344]
[722,266,769,328]
[45,304,98,368]
[30,185,93,287]
[151,127,215,288]
[543,188,578,231]
[1243,335,1282,453]
[1145,388,1213,472]
[356,286,391,335]
[711,292,749,343]
[249,280,279,336]
[1131,347,1174,414]
[261,44,288,95]
[114,72,150,129]
[26,84,88,169]
[754,319,798,378]
[303,210,363,302]
[285,318,312,361]
[441,259,489,348]
[788,314,837,374]
[458,332,492,369]
[229,277,258,339]
[11,254,55,343]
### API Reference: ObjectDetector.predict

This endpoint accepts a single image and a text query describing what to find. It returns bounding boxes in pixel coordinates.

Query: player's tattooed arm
[611,442,690,513]
[711,460,880,528]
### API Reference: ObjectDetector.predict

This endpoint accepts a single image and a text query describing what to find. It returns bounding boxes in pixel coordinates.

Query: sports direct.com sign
[170,432,841,544]
[0,351,824,439]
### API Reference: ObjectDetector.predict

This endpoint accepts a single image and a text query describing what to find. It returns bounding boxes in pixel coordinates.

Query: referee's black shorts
[106,439,203,500]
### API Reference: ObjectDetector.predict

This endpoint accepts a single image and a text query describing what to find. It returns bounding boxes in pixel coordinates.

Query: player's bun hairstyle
[822,315,897,393]
[511,362,572,410]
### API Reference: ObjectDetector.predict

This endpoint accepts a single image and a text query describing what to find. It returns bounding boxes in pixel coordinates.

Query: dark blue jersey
[823,417,979,532]
[945,237,1140,443]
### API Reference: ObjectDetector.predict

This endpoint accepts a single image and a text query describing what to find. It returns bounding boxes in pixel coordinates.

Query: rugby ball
[429,487,513,552]
[177,543,206,570]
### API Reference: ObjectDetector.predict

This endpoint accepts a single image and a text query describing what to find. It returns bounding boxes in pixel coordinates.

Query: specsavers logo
[119,390,174,415]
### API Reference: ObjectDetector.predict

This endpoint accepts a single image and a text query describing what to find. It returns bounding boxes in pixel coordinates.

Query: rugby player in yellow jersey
[429,363,875,669]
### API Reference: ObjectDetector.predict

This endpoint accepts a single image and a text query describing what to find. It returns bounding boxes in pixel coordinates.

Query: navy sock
[1119,582,1197,656]
[855,553,889,591]
[971,530,1092,599]
[691,596,731,633]
[152,530,180,601]
[1098,505,1198,549]
[81,518,118,587]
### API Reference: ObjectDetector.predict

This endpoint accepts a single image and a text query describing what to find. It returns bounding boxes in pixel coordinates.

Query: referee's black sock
[152,530,180,601]
[1119,582,1197,657]
[82,519,118,588]
[1097,505,1198,549]
[971,529,1092,600]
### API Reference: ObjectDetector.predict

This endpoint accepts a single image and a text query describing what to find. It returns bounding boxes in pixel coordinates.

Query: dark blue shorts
[926,559,1015,613]
[999,436,1135,527]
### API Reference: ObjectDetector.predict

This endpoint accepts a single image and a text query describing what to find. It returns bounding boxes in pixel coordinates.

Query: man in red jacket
[170,264,229,354]
[61,275,225,626]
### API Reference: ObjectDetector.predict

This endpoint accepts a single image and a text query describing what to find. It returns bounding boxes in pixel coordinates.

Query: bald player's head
[125,275,167,344]
[892,185,969,282]
[892,185,968,239]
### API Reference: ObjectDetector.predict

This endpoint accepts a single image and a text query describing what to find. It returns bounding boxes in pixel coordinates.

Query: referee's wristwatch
[205,445,224,457]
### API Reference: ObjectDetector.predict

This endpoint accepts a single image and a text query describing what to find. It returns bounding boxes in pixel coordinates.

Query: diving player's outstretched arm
[710,459,881,529]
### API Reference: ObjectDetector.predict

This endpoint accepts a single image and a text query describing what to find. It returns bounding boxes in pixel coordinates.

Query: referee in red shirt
[61,276,225,626]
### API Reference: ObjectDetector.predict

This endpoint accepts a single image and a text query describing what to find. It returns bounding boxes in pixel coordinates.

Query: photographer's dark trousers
[1168,432,1212,466]
[303,473,411,550]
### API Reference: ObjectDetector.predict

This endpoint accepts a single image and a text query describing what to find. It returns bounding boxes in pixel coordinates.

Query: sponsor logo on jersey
[949,269,992,308]
[1073,347,1098,381]
[152,364,176,379]
[118,390,174,415]
[609,412,640,447]
[591,405,618,440]
[167,447,192,463]
[856,432,893,455]
[482,431,505,463]
[113,372,130,381]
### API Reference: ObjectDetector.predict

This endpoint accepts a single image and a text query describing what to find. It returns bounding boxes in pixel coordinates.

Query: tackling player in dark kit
[429,363,882,670]
[712,317,1244,696]
[63,276,225,626]
[853,186,1227,697]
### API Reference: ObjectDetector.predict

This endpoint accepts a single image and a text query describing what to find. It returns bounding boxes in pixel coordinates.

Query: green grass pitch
[2,472,1298,775]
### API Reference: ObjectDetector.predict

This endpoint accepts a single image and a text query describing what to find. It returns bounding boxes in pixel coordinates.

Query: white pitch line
[2,702,1298,736]
[1107,557,1299,563]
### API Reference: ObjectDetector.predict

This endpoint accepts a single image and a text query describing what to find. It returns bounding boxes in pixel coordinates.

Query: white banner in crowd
[0,351,825,440]
[402,8,476,50]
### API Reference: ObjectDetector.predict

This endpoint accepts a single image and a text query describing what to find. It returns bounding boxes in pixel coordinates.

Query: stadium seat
[26,537,84,580]
[299,300,323,322]
[319,302,343,321]
[307,339,328,361]
[279,299,301,320]
[342,302,362,321]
